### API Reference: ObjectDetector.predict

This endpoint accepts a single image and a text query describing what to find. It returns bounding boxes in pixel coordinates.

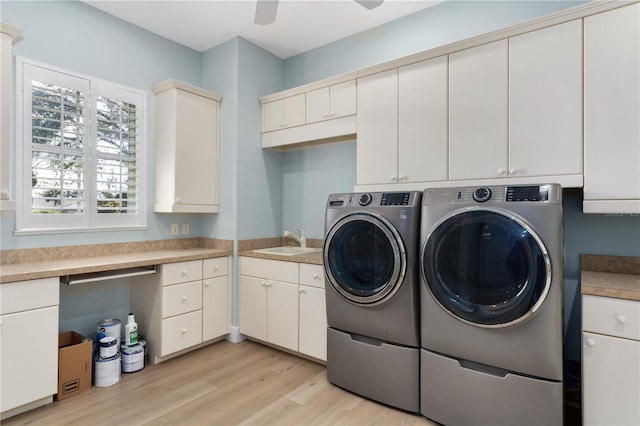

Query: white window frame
[15,58,147,234]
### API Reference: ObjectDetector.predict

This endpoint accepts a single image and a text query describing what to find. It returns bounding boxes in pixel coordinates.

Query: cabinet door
[202,276,228,341]
[1,306,59,412]
[399,56,448,183]
[449,40,508,180]
[174,90,218,206]
[267,280,299,352]
[283,94,305,128]
[509,19,583,177]
[239,275,267,341]
[263,99,284,132]
[357,69,399,185]
[306,87,330,124]
[582,332,640,425]
[584,4,640,209]
[299,286,327,361]
[329,80,356,119]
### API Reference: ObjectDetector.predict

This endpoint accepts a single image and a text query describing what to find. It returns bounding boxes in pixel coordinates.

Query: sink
[253,246,322,256]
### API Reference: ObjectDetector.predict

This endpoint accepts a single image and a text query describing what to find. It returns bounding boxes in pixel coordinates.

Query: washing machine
[323,191,421,412]
[419,184,564,425]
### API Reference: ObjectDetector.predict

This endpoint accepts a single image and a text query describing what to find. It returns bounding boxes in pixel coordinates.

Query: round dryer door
[421,208,551,327]
[324,212,406,305]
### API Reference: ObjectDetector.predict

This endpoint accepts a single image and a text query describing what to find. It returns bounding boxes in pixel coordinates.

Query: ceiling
[83,0,443,59]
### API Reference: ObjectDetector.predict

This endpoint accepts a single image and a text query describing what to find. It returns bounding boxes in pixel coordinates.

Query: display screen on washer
[381,192,410,206]
[506,185,549,202]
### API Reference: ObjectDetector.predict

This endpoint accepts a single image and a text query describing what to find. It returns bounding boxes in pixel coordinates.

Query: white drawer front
[162,260,203,286]
[299,263,325,288]
[160,310,202,356]
[583,294,640,341]
[203,256,228,278]
[0,278,59,315]
[162,281,203,318]
[240,257,298,283]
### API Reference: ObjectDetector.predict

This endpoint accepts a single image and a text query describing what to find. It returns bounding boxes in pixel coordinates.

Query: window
[16,59,146,233]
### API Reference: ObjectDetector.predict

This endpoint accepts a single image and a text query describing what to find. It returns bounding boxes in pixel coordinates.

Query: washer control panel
[327,192,420,208]
[423,185,557,204]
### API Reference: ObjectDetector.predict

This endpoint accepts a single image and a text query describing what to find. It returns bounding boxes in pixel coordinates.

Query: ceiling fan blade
[254,0,279,25]
[354,0,384,10]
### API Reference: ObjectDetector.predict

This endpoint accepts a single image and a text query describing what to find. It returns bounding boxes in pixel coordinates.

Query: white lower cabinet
[131,257,230,364]
[240,257,327,361]
[1,278,59,418]
[582,294,640,425]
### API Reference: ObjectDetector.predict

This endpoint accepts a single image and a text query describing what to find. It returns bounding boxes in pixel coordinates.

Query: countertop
[1,247,231,284]
[581,254,640,301]
[238,249,323,265]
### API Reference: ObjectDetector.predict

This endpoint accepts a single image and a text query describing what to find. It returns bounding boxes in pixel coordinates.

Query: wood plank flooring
[4,340,433,425]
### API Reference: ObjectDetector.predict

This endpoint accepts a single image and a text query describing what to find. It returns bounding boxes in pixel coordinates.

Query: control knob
[358,193,372,206]
[473,187,492,203]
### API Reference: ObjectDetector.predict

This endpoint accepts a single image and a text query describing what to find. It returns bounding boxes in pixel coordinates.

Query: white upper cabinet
[398,56,449,183]
[356,69,399,185]
[152,80,222,213]
[509,19,583,178]
[306,80,356,124]
[260,75,357,149]
[449,40,509,181]
[584,3,640,213]
[0,22,22,211]
[262,94,305,132]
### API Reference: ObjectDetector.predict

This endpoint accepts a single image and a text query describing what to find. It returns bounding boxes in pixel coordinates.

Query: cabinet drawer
[299,263,325,288]
[162,281,203,318]
[240,257,298,283]
[203,257,227,278]
[160,310,202,356]
[162,260,203,286]
[0,278,59,315]
[583,295,640,341]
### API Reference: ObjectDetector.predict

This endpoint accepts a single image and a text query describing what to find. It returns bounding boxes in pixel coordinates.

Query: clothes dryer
[324,191,421,412]
[419,184,564,425]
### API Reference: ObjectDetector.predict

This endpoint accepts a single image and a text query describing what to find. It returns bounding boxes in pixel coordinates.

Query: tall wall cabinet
[152,80,222,213]
[584,3,640,214]
[0,22,22,211]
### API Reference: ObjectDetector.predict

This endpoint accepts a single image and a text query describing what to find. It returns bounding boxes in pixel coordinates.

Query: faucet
[284,228,306,248]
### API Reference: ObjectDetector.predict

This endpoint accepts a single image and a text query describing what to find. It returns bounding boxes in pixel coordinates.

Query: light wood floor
[4,340,434,425]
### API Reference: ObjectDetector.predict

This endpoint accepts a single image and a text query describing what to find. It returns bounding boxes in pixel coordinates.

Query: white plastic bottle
[125,313,138,346]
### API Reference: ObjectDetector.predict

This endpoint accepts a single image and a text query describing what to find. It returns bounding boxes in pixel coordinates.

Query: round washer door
[324,212,406,305]
[421,208,551,327]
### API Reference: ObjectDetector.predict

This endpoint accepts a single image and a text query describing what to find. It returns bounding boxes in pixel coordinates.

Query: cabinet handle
[313,274,320,280]
[204,281,210,288]
[261,281,267,287]
[398,175,406,181]
[509,168,517,175]
[498,169,506,176]
[181,270,187,277]
[282,122,288,127]
[585,338,596,347]
[214,265,219,271]
[328,111,335,117]
[181,328,187,334]
[299,288,305,294]
[182,296,188,302]
[616,314,627,324]
[391,176,397,182]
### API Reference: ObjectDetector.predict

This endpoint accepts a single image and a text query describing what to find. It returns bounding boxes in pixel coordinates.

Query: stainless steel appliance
[419,184,564,425]
[324,191,421,412]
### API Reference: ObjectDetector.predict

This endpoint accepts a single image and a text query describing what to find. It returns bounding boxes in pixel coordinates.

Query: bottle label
[129,329,138,344]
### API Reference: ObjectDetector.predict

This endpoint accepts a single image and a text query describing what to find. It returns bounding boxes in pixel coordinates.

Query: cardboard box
[55,331,92,401]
